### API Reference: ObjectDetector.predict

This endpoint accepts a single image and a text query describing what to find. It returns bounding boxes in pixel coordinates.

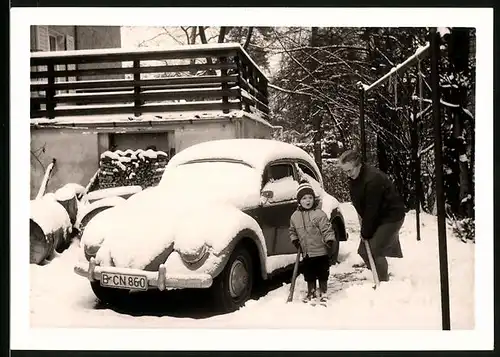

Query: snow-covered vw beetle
[74,139,347,312]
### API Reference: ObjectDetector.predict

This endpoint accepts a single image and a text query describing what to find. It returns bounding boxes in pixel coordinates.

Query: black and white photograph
[10,7,493,351]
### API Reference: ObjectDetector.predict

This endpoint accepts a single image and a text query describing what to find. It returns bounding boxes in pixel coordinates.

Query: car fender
[319,193,347,241]
[75,196,127,232]
[210,228,268,281]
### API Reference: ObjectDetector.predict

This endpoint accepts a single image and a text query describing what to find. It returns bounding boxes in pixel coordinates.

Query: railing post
[233,55,245,112]
[219,56,229,114]
[240,61,251,112]
[133,60,142,117]
[259,74,269,107]
[46,63,56,119]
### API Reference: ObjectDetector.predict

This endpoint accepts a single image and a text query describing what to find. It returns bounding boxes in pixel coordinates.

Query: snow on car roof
[167,139,320,174]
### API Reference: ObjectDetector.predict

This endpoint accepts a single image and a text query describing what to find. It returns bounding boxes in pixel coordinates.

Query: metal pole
[430,27,451,331]
[412,71,421,242]
[359,88,367,163]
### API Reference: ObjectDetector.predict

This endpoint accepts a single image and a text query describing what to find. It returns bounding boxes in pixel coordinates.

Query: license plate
[100,272,148,291]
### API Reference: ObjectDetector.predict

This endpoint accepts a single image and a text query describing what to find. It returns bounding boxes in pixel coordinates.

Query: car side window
[296,162,323,197]
[297,163,319,181]
[261,162,298,203]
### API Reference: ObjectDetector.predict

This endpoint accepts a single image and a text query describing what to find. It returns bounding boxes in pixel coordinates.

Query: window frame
[295,159,323,187]
[261,159,298,190]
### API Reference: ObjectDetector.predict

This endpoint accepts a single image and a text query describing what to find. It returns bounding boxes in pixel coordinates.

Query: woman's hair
[338,149,362,166]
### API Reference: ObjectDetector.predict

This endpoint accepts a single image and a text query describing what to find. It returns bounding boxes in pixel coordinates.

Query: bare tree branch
[31,149,45,171]
[137,32,168,47]
[268,83,313,97]
[162,27,185,45]
[180,26,191,44]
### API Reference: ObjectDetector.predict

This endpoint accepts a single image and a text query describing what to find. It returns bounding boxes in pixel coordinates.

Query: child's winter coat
[289,208,336,258]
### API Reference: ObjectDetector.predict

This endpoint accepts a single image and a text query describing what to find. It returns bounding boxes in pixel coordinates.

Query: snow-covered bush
[322,160,350,203]
[450,217,475,243]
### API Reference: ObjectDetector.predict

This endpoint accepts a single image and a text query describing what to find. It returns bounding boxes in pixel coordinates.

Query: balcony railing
[30,43,269,120]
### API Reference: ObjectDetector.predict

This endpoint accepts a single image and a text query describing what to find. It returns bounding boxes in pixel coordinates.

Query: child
[289,181,336,303]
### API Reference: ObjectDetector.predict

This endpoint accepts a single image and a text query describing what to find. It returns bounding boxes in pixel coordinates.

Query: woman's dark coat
[349,164,406,240]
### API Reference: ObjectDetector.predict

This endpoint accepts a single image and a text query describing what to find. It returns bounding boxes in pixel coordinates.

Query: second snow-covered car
[74,139,348,312]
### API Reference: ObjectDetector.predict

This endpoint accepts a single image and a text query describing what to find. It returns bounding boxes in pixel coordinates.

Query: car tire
[211,244,253,313]
[90,281,130,306]
[329,223,341,265]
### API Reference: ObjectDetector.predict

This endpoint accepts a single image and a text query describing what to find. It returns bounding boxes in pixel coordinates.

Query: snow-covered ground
[29,202,474,331]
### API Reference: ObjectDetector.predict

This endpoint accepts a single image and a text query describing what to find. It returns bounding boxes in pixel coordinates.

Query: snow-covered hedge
[321,160,350,203]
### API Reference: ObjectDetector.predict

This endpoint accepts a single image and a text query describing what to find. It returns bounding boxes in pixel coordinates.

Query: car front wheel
[328,223,341,265]
[211,244,253,313]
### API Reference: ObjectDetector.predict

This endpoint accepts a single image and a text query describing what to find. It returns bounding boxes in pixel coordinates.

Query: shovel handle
[287,246,302,302]
[364,239,380,289]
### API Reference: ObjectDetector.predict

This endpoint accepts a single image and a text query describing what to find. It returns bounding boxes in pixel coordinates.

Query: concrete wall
[31,128,99,199]
[240,117,273,139]
[175,121,237,152]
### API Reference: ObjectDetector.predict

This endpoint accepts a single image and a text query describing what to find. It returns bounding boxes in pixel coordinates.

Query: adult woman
[338,149,406,282]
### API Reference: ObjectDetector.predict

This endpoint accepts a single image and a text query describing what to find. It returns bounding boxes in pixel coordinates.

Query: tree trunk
[448,28,473,218]
[218,26,227,43]
[309,27,322,174]
[188,27,198,75]
[198,26,216,76]
[243,27,254,50]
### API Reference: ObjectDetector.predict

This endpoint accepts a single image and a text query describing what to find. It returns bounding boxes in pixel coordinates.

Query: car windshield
[158,160,262,208]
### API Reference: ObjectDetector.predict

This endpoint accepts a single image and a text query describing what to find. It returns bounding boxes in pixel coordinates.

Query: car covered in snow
[74,139,348,312]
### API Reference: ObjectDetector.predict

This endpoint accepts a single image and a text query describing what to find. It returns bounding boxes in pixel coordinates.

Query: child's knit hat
[297,180,315,203]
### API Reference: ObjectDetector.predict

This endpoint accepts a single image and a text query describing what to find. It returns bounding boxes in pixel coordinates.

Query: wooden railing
[30,43,269,120]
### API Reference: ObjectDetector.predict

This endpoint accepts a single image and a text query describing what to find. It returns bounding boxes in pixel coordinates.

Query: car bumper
[74,258,213,290]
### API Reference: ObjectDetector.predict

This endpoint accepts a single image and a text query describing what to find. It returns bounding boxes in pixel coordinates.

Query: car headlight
[179,244,209,265]
[84,244,101,261]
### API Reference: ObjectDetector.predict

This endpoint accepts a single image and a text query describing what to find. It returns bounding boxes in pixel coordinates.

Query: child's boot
[319,280,328,303]
[303,281,317,302]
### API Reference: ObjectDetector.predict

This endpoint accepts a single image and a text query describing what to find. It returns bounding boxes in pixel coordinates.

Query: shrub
[450,217,475,243]
[322,160,351,203]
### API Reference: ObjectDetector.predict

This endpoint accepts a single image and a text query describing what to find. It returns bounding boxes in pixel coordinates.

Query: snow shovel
[364,239,380,289]
[287,246,302,303]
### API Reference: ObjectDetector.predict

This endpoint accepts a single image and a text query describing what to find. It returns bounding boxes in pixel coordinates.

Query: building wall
[49,26,76,41]
[75,26,121,50]
[31,25,121,52]
[174,121,237,152]
[30,26,122,83]
[240,117,273,139]
[30,128,99,199]
[108,131,175,153]
[75,26,123,81]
